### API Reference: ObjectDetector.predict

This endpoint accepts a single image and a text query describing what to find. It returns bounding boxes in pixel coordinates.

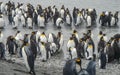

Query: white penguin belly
[87,16,91,27]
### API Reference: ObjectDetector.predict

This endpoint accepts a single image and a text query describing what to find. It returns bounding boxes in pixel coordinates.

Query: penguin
[48,33,54,43]
[40,42,47,62]
[69,47,77,59]
[57,32,64,52]
[110,14,115,26]
[67,37,75,50]
[6,36,16,55]
[65,13,72,26]
[86,43,93,60]
[75,11,82,26]
[13,15,19,29]
[60,6,65,19]
[21,14,26,27]
[27,17,32,29]
[63,58,82,75]
[30,32,37,60]
[77,38,85,58]
[40,32,47,43]
[50,42,57,55]
[37,14,45,28]
[56,17,63,28]
[22,43,36,75]
[86,14,91,28]
[35,30,41,43]
[0,14,5,28]
[97,37,106,54]
[105,42,115,62]
[73,30,79,42]
[97,31,103,41]
[86,54,96,75]
[99,51,106,69]
[0,2,6,14]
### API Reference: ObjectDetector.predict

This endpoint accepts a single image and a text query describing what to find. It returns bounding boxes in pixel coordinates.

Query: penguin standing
[56,17,63,28]
[30,32,37,60]
[27,17,32,29]
[13,15,19,29]
[40,32,47,43]
[38,14,45,28]
[21,14,26,27]
[75,11,82,26]
[22,43,36,75]
[86,43,93,60]
[110,14,115,26]
[86,54,96,75]
[40,42,47,62]
[86,14,91,28]
[63,58,82,75]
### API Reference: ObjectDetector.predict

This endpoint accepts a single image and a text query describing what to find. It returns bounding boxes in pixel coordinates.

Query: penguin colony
[0,1,119,29]
[0,1,120,75]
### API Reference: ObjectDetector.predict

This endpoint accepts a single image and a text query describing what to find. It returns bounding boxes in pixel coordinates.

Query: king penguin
[22,43,36,75]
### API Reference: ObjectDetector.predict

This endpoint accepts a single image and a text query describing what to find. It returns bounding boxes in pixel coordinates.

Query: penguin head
[75,58,81,66]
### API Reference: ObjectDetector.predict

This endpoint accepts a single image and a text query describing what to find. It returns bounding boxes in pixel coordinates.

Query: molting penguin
[22,43,36,75]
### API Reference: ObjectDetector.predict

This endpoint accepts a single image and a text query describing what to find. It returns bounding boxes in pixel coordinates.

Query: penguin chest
[40,45,47,60]
[67,40,75,49]
[87,45,93,57]
[111,17,115,26]
[87,16,91,26]
[48,34,54,43]
[27,18,32,27]
[71,48,77,59]
[39,17,45,27]
[76,15,81,24]
[60,9,65,18]
[56,18,62,26]
[40,36,47,43]
[66,15,70,24]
